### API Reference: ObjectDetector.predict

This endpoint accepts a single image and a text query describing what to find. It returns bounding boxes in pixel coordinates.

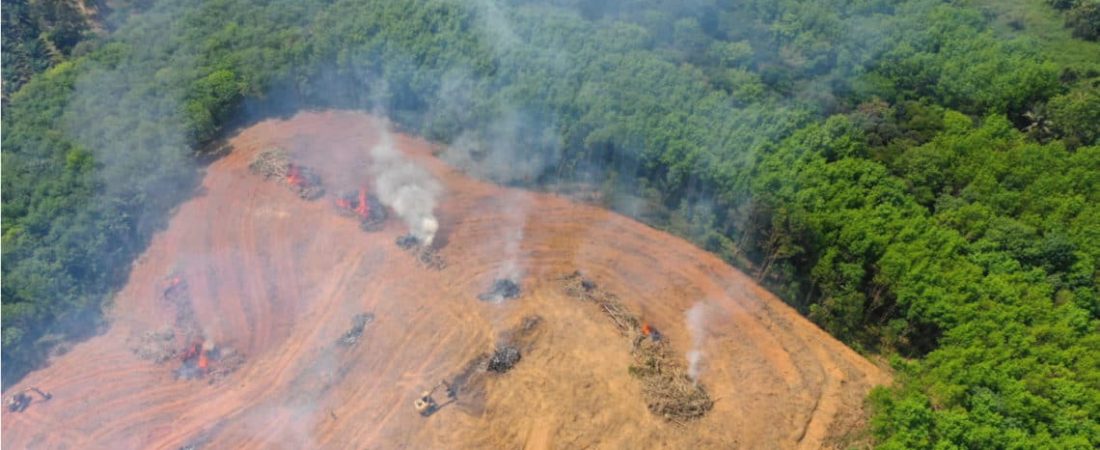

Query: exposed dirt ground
[1,110,889,449]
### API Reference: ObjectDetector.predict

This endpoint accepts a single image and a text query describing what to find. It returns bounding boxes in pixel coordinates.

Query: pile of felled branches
[559,271,713,421]
[248,148,324,200]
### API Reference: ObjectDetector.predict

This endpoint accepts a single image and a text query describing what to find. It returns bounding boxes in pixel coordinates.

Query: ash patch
[449,352,491,399]
[205,347,246,383]
[395,234,446,270]
[338,312,375,347]
[395,234,419,249]
[478,279,520,302]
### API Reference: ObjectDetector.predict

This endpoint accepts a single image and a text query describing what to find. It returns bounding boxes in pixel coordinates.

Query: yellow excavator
[7,387,52,413]
[413,380,454,417]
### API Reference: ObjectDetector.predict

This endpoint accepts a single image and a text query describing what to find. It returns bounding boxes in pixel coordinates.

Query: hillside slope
[1,111,888,449]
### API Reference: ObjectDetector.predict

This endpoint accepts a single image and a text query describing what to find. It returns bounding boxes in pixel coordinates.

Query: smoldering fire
[369,125,442,247]
[684,301,708,383]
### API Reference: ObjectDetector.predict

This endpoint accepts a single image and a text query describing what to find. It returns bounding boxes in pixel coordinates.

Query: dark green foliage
[27,0,89,54]
[743,109,1099,447]
[1,0,93,98]
[1043,0,1100,42]
[1046,85,1100,148]
[1067,1,1100,41]
[2,0,1098,446]
[2,0,55,98]
[1046,0,1079,10]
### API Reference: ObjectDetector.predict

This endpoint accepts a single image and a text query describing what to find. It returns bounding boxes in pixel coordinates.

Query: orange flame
[286,164,304,187]
[354,188,369,219]
[641,323,652,336]
[198,351,209,371]
[181,342,200,361]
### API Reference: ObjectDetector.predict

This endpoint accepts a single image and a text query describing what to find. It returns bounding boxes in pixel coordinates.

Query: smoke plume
[685,301,708,383]
[495,190,531,281]
[369,124,443,246]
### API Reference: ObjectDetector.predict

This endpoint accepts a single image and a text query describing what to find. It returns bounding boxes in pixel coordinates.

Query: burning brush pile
[129,275,245,383]
[334,189,387,231]
[396,234,446,270]
[249,148,325,200]
[176,339,246,382]
[560,272,714,422]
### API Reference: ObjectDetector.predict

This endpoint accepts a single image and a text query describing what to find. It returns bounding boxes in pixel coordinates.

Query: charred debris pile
[487,346,521,373]
[478,278,521,302]
[249,148,325,200]
[560,272,714,422]
[457,315,542,385]
[487,315,542,373]
[395,234,446,270]
[128,275,245,383]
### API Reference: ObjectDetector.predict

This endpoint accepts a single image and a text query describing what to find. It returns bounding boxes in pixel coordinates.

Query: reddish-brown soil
[2,111,889,449]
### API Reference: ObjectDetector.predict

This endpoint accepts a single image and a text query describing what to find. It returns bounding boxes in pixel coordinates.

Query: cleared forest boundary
[1,110,888,449]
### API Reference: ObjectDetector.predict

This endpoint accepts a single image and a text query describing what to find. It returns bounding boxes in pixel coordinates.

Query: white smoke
[496,190,530,281]
[685,301,708,384]
[369,124,442,246]
[471,0,520,52]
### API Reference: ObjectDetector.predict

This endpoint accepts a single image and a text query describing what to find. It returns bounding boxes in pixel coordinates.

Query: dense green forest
[2,0,1097,447]
[1043,0,1100,41]
[0,0,102,101]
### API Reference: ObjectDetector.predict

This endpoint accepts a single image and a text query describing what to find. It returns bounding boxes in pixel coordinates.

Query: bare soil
[1,110,889,449]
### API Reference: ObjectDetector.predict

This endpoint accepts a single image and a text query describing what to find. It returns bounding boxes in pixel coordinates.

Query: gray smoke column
[369,124,442,246]
[495,190,530,281]
[685,301,708,384]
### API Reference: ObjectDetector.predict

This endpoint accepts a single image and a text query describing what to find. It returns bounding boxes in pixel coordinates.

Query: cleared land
[1,111,888,449]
